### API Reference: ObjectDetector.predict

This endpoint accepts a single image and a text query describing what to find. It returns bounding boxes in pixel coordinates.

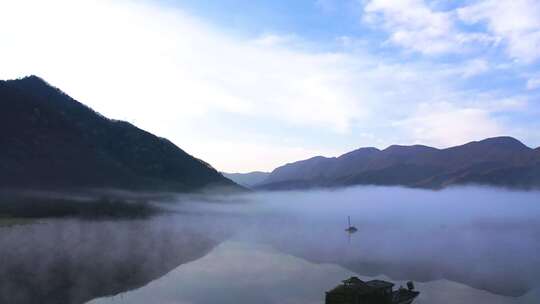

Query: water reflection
[89,241,356,304]
[0,217,223,304]
[222,187,540,297]
[89,241,536,304]
[1,186,539,304]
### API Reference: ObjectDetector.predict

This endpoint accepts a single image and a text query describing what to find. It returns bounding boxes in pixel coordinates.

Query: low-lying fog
[1,186,539,304]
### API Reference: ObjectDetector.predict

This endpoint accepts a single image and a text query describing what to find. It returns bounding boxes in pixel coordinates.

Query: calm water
[1,186,539,304]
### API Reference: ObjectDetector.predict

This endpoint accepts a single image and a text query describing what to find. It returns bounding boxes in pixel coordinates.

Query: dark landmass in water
[0,191,160,219]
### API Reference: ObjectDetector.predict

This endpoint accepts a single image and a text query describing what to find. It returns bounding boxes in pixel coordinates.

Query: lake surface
[1,186,539,304]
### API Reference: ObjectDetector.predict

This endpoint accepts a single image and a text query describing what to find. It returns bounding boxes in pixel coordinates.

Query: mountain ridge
[0,75,239,192]
[256,136,540,190]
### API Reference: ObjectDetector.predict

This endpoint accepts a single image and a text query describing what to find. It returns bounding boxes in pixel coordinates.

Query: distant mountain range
[0,76,238,192]
[230,137,540,190]
[222,171,270,187]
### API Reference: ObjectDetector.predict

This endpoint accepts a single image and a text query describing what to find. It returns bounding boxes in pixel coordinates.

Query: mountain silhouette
[0,76,238,192]
[255,137,540,190]
[222,171,270,187]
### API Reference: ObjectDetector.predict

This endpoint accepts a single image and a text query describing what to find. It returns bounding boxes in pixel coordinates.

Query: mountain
[257,137,540,190]
[223,171,270,188]
[0,76,238,192]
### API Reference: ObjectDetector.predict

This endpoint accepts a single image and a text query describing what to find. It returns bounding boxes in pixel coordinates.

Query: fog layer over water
[2,186,539,304]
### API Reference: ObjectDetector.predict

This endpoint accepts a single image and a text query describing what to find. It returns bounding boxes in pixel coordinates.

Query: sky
[1,0,540,173]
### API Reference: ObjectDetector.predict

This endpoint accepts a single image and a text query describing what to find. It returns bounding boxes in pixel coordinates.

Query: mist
[1,186,539,304]
[164,186,540,296]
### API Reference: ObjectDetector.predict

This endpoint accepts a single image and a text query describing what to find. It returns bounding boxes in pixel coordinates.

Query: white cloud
[363,0,540,63]
[0,0,366,134]
[458,0,540,63]
[527,76,540,90]
[460,59,489,78]
[253,34,298,47]
[362,0,492,55]
[396,102,503,147]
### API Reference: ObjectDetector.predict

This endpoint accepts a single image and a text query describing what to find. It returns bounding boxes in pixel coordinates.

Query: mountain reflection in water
[89,241,537,304]
[0,216,225,304]
[1,186,539,304]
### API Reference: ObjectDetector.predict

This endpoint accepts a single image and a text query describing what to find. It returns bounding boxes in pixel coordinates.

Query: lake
[1,186,539,304]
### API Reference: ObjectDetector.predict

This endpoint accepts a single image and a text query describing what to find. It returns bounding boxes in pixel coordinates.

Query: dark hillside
[0,76,237,192]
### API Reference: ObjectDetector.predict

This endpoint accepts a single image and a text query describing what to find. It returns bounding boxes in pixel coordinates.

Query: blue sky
[1,0,540,172]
